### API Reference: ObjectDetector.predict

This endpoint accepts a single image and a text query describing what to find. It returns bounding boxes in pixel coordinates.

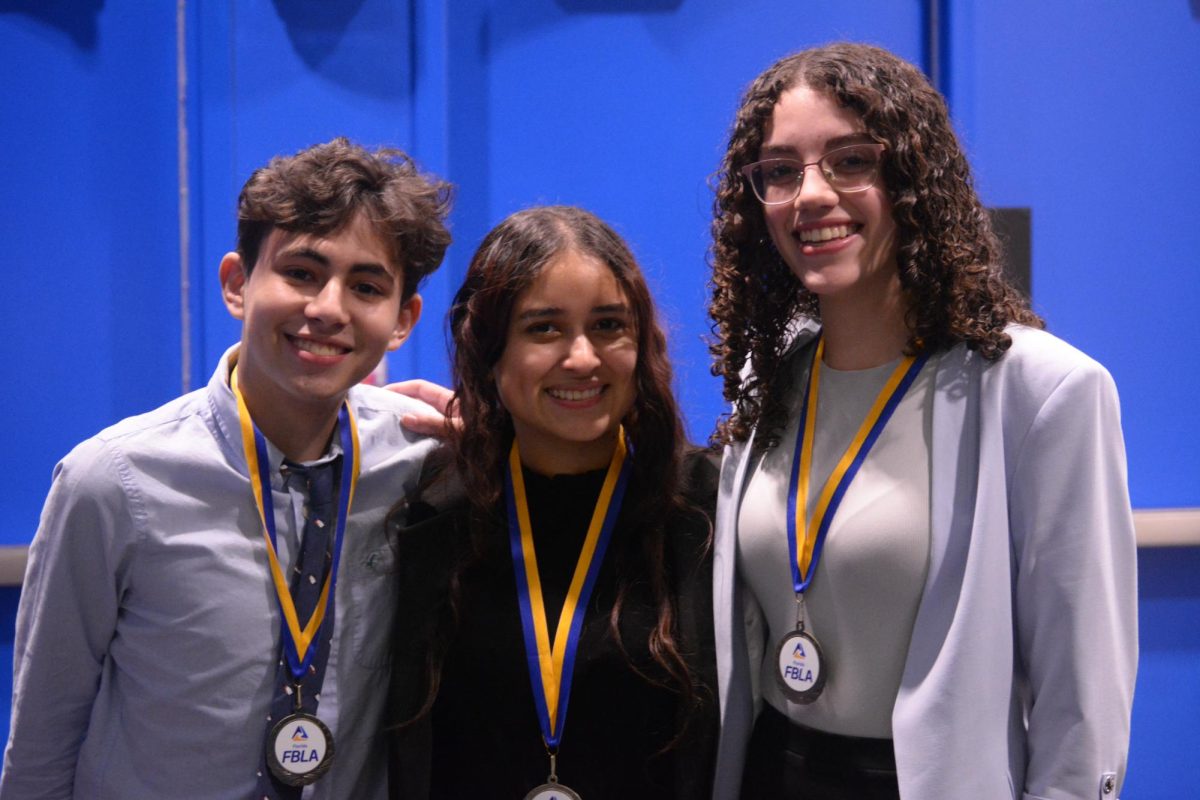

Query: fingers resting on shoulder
[387,379,461,437]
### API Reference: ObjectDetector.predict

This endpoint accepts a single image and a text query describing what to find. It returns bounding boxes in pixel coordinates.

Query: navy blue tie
[256,459,338,799]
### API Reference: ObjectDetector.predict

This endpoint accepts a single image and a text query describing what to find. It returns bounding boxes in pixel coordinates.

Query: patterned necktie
[256,458,338,799]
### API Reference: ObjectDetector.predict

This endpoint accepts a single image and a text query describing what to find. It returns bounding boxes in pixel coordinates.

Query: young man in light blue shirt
[0,138,451,799]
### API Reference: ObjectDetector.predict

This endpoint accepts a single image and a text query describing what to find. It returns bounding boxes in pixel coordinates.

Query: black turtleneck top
[390,452,718,799]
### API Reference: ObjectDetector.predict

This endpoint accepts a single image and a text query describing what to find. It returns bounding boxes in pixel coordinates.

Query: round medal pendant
[775,628,826,704]
[524,781,583,800]
[267,712,336,786]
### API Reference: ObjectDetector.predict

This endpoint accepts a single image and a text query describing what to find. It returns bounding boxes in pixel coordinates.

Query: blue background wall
[1,1,1196,795]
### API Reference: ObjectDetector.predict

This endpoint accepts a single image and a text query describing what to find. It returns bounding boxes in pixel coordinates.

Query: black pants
[739,704,900,799]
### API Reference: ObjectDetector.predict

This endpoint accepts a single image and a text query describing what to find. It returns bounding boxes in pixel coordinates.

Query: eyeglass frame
[739,142,888,205]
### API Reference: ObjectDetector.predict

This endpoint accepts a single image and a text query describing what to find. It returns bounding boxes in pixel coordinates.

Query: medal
[266,679,335,785]
[781,339,927,703]
[267,711,335,786]
[524,782,583,800]
[524,753,582,800]
[774,597,826,703]
[232,365,359,784]
[523,753,583,796]
[507,430,631,800]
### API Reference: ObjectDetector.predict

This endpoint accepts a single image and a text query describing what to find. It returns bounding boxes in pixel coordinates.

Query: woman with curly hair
[708,43,1136,799]
[388,206,718,798]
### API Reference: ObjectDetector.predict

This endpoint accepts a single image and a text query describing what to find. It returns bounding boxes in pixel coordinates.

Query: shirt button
[1102,774,1116,794]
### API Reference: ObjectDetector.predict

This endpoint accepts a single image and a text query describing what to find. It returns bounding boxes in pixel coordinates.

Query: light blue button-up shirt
[1,347,436,799]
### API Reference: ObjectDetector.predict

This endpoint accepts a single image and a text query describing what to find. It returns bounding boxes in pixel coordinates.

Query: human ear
[219,252,247,320]
[388,293,423,351]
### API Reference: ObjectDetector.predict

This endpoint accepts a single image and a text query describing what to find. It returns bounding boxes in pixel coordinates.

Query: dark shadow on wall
[271,0,366,69]
[494,0,683,59]
[1192,0,1200,21]
[0,0,106,50]
[556,0,682,10]
[271,0,407,99]
[0,587,21,746]
[1137,546,1200,651]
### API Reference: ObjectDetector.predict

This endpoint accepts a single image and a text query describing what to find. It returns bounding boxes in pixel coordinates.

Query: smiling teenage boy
[0,139,451,799]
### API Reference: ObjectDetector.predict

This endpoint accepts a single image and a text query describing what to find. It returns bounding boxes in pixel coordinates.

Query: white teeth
[797,224,854,243]
[547,386,602,401]
[293,338,345,356]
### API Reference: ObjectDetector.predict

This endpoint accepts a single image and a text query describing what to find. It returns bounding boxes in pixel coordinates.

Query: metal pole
[176,0,192,393]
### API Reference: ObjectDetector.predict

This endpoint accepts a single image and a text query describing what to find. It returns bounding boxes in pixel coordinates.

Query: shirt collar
[207,345,344,487]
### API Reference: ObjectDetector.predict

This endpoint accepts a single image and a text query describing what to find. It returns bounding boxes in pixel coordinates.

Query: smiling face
[761,84,900,315]
[494,249,637,475]
[221,212,421,435]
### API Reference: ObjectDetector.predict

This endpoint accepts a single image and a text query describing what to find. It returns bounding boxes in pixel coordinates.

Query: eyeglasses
[739,143,886,205]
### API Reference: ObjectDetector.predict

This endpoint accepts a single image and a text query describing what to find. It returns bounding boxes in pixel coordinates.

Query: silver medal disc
[775,628,826,704]
[524,781,583,800]
[267,712,335,786]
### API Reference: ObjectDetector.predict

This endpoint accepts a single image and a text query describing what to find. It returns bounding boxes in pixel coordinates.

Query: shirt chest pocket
[340,542,400,670]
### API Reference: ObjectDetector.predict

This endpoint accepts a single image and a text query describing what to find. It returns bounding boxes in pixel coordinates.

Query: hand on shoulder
[385,379,460,437]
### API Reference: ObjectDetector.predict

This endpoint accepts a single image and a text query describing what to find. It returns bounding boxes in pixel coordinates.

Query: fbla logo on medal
[283,725,322,765]
[785,640,814,685]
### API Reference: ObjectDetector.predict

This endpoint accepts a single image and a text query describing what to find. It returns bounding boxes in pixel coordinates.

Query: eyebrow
[515,303,631,321]
[280,246,397,282]
[760,132,876,157]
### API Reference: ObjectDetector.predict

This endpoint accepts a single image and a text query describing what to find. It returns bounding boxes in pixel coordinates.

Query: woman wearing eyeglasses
[387,206,718,799]
[708,43,1136,799]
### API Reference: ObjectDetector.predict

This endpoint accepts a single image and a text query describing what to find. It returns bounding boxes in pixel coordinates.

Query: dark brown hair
[236,137,452,298]
[709,42,1042,446]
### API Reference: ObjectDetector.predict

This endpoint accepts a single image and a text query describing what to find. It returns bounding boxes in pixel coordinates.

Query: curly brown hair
[444,205,699,720]
[236,137,452,298]
[709,42,1042,446]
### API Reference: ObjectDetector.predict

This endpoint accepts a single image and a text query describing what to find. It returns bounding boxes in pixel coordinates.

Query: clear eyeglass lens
[748,144,882,204]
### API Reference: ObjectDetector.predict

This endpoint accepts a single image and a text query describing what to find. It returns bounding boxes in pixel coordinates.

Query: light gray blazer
[712,324,1137,800]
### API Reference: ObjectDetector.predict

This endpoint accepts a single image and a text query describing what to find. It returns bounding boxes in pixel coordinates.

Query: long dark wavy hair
[709,42,1042,446]
[408,205,700,728]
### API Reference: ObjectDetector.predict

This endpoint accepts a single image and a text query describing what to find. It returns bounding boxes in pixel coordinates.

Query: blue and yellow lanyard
[505,430,632,751]
[231,366,360,681]
[787,339,928,595]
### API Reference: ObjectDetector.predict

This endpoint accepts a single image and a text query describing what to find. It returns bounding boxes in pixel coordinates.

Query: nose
[562,334,601,373]
[305,280,351,326]
[793,163,838,210]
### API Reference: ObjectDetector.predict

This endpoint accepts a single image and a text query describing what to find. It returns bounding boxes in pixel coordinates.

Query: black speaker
[988,207,1032,299]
